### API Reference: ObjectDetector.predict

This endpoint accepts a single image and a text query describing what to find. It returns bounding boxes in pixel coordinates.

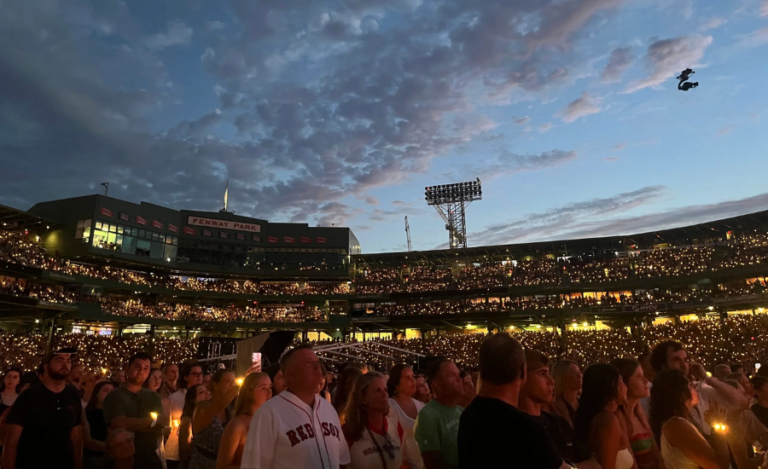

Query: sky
[1,0,768,253]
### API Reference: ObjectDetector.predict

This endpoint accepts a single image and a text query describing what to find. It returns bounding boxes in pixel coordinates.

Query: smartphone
[252,352,262,371]
[757,363,762,371]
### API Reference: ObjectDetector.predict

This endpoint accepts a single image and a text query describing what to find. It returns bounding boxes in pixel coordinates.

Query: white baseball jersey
[241,390,351,469]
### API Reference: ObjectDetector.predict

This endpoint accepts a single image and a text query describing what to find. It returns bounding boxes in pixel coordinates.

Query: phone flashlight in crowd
[757,363,762,370]
[252,352,262,371]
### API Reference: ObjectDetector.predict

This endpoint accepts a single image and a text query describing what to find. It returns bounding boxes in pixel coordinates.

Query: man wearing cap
[2,347,83,469]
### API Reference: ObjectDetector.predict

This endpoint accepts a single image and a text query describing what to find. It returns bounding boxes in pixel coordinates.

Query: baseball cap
[42,347,78,366]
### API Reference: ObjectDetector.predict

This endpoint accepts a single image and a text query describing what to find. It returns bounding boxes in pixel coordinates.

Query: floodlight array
[424,180,482,205]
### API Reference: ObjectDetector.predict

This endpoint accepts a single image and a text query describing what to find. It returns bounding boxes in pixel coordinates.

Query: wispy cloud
[699,17,726,32]
[625,35,712,93]
[146,20,193,50]
[601,47,634,83]
[558,92,601,123]
[717,125,733,136]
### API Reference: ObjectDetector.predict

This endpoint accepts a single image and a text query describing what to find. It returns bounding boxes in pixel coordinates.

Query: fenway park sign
[187,216,261,233]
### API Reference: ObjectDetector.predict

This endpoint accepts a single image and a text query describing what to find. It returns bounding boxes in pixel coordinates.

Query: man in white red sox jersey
[241,344,350,469]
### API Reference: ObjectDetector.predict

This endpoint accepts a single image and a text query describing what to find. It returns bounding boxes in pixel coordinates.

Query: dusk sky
[1,0,767,253]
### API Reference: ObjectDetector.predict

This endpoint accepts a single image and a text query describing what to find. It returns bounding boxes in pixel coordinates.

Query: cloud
[0,0,634,227]
[735,28,768,49]
[612,142,626,150]
[763,0,768,16]
[625,35,712,93]
[603,156,619,161]
[460,149,577,180]
[717,125,733,136]
[365,196,379,205]
[145,20,193,50]
[558,92,601,123]
[513,116,531,125]
[699,17,726,32]
[206,21,226,31]
[601,47,634,83]
[392,200,408,206]
[539,123,554,132]
[466,185,666,246]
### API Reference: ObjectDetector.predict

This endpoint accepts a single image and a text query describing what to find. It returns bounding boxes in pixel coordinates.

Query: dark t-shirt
[529,411,592,464]
[458,396,563,469]
[752,404,768,430]
[6,382,82,469]
[103,386,164,469]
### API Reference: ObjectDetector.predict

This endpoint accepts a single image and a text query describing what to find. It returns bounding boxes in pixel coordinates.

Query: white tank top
[616,448,634,469]
[347,415,404,469]
[660,419,700,469]
[388,398,425,469]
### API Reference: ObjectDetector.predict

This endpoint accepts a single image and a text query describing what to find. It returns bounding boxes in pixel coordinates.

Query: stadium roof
[355,208,768,267]
[0,204,56,233]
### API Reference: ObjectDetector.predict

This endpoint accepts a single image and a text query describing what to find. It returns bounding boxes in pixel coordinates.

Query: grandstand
[3,195,768,365]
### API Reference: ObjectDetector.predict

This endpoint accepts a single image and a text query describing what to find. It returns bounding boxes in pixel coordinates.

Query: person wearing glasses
[341,372,419,469]
[2,347,83,469]
[166,363,204,469]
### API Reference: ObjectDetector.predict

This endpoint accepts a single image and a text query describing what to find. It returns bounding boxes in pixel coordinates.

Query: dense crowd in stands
[7,229,768,301]
[100,298,326,323]
[5,327,768,468]
[0,332,196,372]
[0,278,84,304]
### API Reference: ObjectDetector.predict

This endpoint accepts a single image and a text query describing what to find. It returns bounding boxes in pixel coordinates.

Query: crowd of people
[7,229,768,301]
[4,333,768,468]
[0,333,197,373]
[100,298,327,323]
[0,278,83,305]
[365,282,765,317]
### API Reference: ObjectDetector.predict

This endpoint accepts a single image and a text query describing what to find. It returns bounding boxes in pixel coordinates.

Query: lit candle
[236,377,244,386]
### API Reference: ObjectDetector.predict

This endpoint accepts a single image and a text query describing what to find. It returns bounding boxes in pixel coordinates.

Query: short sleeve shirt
[103,386,164,469]
[457,396,563,469]
[6,383,82,469]
[413,400,463,469]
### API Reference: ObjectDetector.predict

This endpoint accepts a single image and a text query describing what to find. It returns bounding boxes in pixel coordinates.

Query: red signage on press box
[284,237,295,243]
[183,227,195,235]
[136,216,147,226]
[203,229,212,237]
[168,224,178,233]
[252,235,261,242]
[187,216,261,233]
[300,237,311,243]
[100,207,113,217]
[267,236,278,243]
[152,220,163,229]
[220,231,228,239]
[119,212,129,221]
[236,233,245,241]
[317,237,327,243]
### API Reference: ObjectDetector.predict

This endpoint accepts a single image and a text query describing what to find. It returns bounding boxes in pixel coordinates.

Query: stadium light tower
[424,178,482,249]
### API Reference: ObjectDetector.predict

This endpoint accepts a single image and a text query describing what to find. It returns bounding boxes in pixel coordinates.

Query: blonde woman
[216,373,272,469]
[341,372,419,469]
[551,359,583,428]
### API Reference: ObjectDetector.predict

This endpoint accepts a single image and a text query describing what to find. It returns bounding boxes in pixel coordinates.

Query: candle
[236,377,244,386]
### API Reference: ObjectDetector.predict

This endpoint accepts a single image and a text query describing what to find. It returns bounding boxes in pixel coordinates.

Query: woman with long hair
[0,367,21,413]
[610,359,663,469]
[333,366,363,414]
[650,370,745,469]
[84,381,114,469]
[414,374,431,404]
[342,372,418,469]
[216,372,272,469]
[143,368,163,393]
[574,363,636,469]
[188,369,239,469]
[552,359,583,428]
[179,384,212,469]
[388,364,425,469]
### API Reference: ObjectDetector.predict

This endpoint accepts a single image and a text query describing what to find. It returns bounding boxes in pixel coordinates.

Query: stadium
[3,193,768,372]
